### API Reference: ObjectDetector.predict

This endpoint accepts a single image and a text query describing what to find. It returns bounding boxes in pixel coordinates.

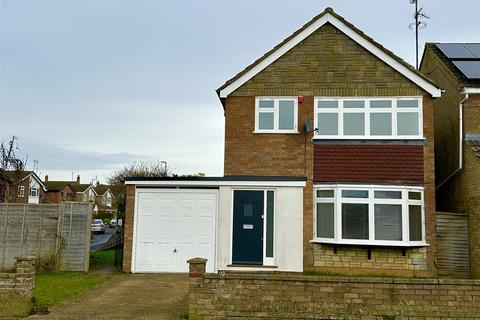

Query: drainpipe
[436,91,468,190]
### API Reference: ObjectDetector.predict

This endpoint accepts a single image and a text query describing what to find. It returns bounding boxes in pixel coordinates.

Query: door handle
[173,248,177,253]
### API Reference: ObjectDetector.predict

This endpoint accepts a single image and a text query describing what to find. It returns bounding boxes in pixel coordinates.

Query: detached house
[420,43,480,278]
[93,183,116,217]
[43,175,76,203]
[70,175,96,202]
[3,171,46,204]
[123,8,441,276]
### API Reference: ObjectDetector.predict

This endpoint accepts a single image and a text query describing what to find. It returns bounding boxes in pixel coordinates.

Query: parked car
[109,219,117,228]
[91,219,105,233]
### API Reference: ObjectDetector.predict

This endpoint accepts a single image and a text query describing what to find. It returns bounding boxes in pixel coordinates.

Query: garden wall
[0,202,92,271]
[188,258,480,319]
[0,256,35,317]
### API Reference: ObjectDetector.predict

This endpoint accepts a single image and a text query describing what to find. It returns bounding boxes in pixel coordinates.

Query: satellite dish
[304,116,311,133]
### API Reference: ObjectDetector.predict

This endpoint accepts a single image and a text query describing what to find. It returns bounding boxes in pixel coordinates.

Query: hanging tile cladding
[313,144,424,184]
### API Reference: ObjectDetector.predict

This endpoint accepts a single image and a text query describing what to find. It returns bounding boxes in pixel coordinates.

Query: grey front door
[232,190,264,264]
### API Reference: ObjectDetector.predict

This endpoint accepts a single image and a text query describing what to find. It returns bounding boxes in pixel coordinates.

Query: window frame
[18,186,25,197]
[254,97,298,134]
[312,184,426,247]
[313,97,423,139]
[29,187,39,197]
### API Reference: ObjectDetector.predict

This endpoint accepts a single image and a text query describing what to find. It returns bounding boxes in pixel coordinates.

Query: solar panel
[436,43,475,59]
[463,44,480,59]
[452,60,480,79]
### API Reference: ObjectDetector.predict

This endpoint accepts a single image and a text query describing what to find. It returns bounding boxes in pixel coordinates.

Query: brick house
[69,175,96,202]
[43,175,76,203]
[2,171,46,204]
[123,8,441,276]
[420,43,480,278]
[93,183,116,217]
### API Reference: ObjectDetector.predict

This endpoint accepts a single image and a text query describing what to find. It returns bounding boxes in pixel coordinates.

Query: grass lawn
[34,249,119,312]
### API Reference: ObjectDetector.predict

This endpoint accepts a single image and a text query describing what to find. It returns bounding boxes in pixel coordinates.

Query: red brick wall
[313,144,424,184]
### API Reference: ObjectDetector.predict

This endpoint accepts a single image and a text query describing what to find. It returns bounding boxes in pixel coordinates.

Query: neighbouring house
[43,175,76,203]
[3,171,47,204]
[123,8,441,276]
[70,175,96,202]
[93,183,117,217]
[420,43,480,278]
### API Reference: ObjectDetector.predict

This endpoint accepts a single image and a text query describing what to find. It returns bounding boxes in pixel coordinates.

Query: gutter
[436,90,469,190]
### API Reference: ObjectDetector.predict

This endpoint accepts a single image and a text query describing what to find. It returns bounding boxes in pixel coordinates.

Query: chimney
[76,175,80,183]
[96,181,100,187]
[45,175,48,182]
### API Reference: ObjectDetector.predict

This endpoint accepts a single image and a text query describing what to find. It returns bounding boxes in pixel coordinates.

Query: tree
[107,161,169,218]
[0,136,26,202]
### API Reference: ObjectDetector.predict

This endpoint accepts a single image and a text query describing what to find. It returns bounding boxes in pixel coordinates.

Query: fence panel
[0,202,91,271]
[436,211,470,278]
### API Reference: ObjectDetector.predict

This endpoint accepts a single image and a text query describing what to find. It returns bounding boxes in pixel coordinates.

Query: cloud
[12,136,150,171]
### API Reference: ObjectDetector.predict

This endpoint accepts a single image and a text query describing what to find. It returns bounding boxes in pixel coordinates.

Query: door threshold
[227,264,278,268]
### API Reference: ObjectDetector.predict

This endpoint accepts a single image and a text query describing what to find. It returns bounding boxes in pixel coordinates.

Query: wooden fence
[0,202,92,271]
[436,211,470,278]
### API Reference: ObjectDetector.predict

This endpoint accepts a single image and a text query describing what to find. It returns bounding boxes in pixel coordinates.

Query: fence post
[187,257,207,277]
[187,257,207,319]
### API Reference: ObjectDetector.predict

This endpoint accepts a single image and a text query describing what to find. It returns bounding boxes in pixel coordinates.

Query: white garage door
[133,189,217,273]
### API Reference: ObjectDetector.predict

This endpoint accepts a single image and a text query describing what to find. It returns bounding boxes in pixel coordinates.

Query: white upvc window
[18,186,25,197]
[313,184,425,247]
[255,97,298,133]
[314,97,423,139]
[29,187,38,197]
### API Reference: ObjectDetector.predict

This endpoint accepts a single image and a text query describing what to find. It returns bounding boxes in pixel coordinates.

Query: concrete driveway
[28,274,189,320]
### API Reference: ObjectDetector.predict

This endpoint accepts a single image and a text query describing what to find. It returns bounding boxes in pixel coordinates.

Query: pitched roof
[70,183,94,193]
[217,7,441,101]
[44,181,74,192]
[421,43,480,88]
[94,185,112,196]
[4,170,46,190]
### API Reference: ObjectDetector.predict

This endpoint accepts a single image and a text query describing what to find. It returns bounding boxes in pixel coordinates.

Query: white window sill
[312,136,425,140]
[310,239,429,247]
[253,130,299,134]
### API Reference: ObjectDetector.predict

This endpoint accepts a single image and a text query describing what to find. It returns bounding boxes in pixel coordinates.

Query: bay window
[314,185,426,246]
[314,97,422,139]
[255,97,298,133]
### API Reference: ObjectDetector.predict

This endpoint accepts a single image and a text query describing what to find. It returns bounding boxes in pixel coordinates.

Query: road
[90,227,114,251]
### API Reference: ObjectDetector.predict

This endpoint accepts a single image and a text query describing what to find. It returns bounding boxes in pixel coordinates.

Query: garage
[133,189,217,273]
[125,176,306,274]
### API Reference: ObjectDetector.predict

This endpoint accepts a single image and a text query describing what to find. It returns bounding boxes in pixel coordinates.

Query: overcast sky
[1,0,479,183]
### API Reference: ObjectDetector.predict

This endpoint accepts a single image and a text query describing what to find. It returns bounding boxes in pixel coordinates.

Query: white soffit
[219,13,441,98]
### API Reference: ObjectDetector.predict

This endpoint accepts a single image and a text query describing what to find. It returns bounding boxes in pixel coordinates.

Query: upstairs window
[29,187,39,197]
[18,186,25,197]
[314,185,425,246]
[255,97,298,133]
[314,97,423,139]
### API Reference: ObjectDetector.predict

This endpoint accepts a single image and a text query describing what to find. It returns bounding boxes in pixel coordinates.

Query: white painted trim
[254,97,299,133]
[219,13,441,98]
[463,87,480,94]
[125,180,306,187]
[313,184,427,247]
[313,96,424,139]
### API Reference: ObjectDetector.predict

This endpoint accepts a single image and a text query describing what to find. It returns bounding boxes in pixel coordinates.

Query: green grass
[33,249,119,312]
[90,249,116,269]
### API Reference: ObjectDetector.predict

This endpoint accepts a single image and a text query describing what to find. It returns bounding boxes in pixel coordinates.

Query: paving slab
[27,273,189,320]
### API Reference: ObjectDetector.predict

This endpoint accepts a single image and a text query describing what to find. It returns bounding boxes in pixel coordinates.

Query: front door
[232,190,264,264]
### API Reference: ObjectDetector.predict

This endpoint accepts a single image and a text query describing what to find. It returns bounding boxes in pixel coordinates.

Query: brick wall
[0,256,35,318]
[188,260,480,319]
[122,184,135,272]
[314,245,428,277]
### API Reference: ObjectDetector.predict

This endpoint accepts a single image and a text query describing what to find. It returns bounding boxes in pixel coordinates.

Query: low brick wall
[0,256,36,318]
[188,259,480,319]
